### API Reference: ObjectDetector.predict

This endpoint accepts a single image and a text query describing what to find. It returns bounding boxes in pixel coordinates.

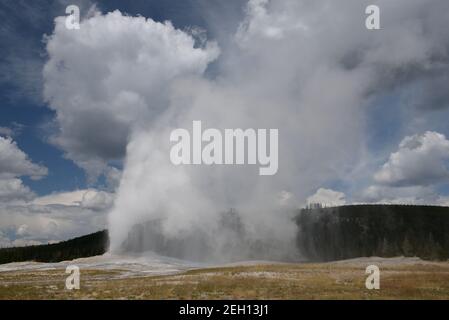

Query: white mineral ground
[0,253,446,279]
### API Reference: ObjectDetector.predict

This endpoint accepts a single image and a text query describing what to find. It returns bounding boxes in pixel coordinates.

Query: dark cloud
[54,110,129,162]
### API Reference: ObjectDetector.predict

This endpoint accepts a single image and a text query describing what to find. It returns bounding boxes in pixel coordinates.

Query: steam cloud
[43,0,449,261]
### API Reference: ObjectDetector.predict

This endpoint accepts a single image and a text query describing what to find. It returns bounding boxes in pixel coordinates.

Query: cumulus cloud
[0,136,47,203]
[0,178,35,203]
[0,187,113,247]
[361,131,449,205]
[133,2,445,233]
[235,0,308,43]
[374,131,449,187]
[80,190,114,211]
[0,136,47,180]
[361,184,435,204]
[307,188,346,207]
[108,0,449,259]
[32,190,88,207]
[32,189,113,210]
[0,202,108,247]
[16,224,29,236]
[0,227,42,248]
[104,166,122,191]
[38,0,449,260]
[0,127,114,246]
[0,137,111,246]
[0,3,129,246]
[0,0,96,104]
[43,10,219,178]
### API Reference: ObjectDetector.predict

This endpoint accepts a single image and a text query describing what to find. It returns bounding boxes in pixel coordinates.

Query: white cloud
[360,184,436,204]
[236,0,308,44]
[33,189,114,210]
[0,135,112,247]
[32,190,87,206]
[307,188,346,207]
[16,224,29,236]
[43,10,219,179]
[0,187,113,246]
[108,0,449,256]
[358,183,449,206]
[0,228,42,248]
[0,178,35,203]
[104,166,122,191]
[0,202,109,247]
[36,1,449,258]
[0,136,47,180]
[0,137,46,203]
[80,190,114,211]
[0,137,111,245]
[374,131,449,187]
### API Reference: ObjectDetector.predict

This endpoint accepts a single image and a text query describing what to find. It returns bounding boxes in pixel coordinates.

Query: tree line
[295,204,449,261]
[0,230,108,264]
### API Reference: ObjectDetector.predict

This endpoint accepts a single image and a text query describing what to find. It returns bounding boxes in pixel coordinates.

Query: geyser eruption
[106,0,369,261]
[42,0,449,262]
[109,124,302,262]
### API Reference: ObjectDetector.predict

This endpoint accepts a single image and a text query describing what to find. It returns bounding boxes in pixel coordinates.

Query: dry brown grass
[1,260,449,299]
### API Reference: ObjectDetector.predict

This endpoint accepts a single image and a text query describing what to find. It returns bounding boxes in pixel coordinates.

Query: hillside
[0,230,108,264]
[295,204,449,261]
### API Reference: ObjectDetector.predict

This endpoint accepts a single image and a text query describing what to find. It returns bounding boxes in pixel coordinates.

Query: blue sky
[1,0,449,198]
[0,0,243,196]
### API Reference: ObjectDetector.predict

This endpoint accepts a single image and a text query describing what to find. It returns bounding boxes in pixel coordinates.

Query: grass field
[1,257,449,299]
